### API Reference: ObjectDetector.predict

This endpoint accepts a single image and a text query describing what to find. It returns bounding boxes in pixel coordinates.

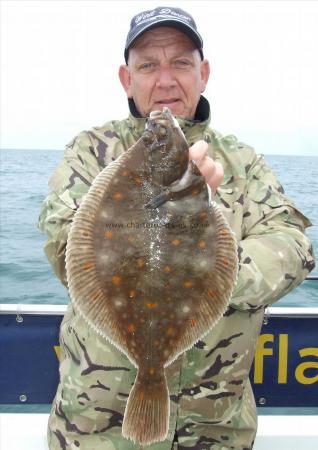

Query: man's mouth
[156,98,180,106]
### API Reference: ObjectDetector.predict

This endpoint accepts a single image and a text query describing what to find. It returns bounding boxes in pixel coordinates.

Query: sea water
[0,149,317,307]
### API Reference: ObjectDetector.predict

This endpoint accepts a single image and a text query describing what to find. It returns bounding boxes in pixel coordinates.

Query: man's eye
[174,60,191,68]
[139,62,155,71]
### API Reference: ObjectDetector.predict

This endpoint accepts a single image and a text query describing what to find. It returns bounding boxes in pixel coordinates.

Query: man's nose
[155,66,177,88]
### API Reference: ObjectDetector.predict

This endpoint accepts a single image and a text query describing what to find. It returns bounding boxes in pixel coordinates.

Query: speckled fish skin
[65,107,238,446]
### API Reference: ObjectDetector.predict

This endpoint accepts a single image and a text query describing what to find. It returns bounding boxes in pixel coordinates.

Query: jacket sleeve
[38,132,100,287]
[230,151,315,311]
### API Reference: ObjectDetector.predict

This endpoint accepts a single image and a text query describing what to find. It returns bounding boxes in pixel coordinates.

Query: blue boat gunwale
[1,275,317,408]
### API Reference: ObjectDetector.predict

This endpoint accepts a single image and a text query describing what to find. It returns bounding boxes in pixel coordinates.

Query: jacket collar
[127,96,211,143]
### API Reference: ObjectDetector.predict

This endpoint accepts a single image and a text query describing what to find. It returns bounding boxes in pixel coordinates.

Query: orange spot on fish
[134,177,142,185]
[146,302,158,309]
[137,259,145,268]
[105,231,113,239]
[127,323,136,333]
[82,231,89,238]
[198,240,206,249]
[166,327,175,336]
[200,212,207,220]
[121,170,130,177]
[164,265,172,273]
[149,367,155,375]
[112,275,121,286]
[82,262,94,270]
[191,188,200,196]
[113,192,123,201]
[129,290,136,298]
[189,318,197,327]
[222,258,229,267]
[184,280,193,289]
[219,228,229,237]
[171,239,181,246]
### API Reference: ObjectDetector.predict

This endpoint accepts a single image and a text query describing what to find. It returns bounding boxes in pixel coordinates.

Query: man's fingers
[189,140,224,192]
[189,140,209,163]
[198,157,224,193]
[205,161,224,193]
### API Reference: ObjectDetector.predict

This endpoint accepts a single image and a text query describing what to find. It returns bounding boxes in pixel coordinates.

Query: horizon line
[1,148,317,157]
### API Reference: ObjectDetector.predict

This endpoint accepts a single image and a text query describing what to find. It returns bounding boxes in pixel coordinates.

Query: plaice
[65,107,238,446]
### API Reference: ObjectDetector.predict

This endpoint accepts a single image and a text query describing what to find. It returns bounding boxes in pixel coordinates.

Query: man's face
[119,27,210,119]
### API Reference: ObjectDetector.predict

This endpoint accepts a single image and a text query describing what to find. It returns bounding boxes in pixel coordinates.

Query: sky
[1,0,318,155]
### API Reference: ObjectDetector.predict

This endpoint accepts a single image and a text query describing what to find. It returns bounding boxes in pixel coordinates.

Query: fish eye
[143,130,154,145]
[158,126,167,137]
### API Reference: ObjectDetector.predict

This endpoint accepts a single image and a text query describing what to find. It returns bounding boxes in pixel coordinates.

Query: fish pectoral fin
[145,163,206,208]
[144,189,171,208]
[170,162,204,194]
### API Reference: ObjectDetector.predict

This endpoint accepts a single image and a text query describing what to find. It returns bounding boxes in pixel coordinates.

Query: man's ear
[119,65,132,97]
[200,59,210,93]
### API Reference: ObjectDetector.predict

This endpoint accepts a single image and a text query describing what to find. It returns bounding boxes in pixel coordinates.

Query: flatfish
[65,107,238,446]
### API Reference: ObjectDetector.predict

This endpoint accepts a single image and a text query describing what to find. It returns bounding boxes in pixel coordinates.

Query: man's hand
[189,140,224,193]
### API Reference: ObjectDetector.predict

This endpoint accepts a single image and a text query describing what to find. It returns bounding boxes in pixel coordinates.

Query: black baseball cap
[124,6,204,64]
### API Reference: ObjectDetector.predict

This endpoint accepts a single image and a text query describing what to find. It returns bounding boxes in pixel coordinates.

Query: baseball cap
[124,6,204,63]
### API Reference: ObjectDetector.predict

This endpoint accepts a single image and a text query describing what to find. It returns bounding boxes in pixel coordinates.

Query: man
[39,6,315,450]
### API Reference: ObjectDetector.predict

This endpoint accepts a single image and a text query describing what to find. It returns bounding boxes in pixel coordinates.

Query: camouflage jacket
[38,97,315,311]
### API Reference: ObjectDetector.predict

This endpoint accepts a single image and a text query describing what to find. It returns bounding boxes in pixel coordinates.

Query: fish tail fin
[122,367,169,446]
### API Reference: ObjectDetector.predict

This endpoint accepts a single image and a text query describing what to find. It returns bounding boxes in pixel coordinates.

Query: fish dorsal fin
[65,142,146,366]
